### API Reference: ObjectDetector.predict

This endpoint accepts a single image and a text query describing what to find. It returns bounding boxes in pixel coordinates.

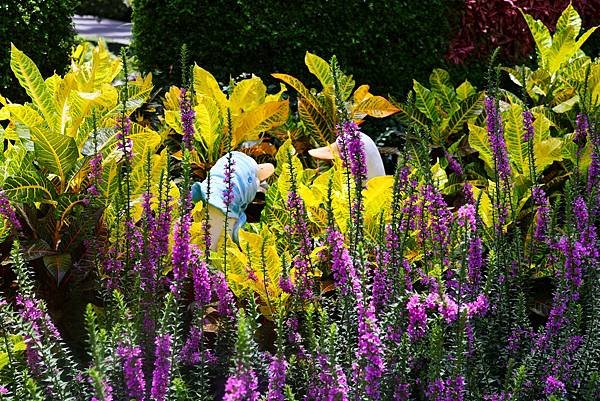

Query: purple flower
[445,151,463,176]
[457,204,476,231]
[354,301,385,399]
[326,228,352,295]
[86,152,103,198]
[150,334,172,401]
[522,110,535,142]
[116,344,145,401]
[223,367,260,401]
[0,191,21,230]
[223,156,236,208]
[438,295,459,324]
[191,246,211,306]
[180,326,202,366]
[213,271,235,317]
[266,355,287,401]
[485,96,511,182]
[116,116,133,162]
[574,113,589,149]
[306,354,349,401]
[426,376,465,401]
[337,121,368,184]
[407,294,427,340]
[286,189,313,300]
[544,376,566,396]
[467,237,483,289]
[179,88,195,150]
[171,196,192,297]
[278,275,294,294]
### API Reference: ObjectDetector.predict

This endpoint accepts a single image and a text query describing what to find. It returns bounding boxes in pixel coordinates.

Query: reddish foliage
[447,0,600,65]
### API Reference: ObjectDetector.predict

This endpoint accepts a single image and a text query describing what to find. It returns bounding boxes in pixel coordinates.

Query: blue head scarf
[191,151,260,243]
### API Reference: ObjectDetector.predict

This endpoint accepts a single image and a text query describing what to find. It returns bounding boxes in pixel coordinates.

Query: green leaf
[413,80,439,123]
[552,95,579,113]
[555,3,581,38]
[429,69,458,113]
[10,44,57,131]
[30,127,79,184]
[3,173,54,204]
[43,253,72,286]
[443,92,484,137]
[456,80,476,100]
[522,12,552,67]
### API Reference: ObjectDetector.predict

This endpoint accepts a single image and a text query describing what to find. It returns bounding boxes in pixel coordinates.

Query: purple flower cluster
[286,189,313,300]
[416,185,453,260]
[171,194,192,296]
[223,367,260,401]
[426,376,465,401]
[407,293,427,340]
[116,116,133,162]
[522,110,535,142]
[191,246,211,306]
[354,301,385,399]
[326,228,352,295]
[306,354,349,401]
[445,151,463,176]
[457,204,476,231]
[86,152,103,198]
[150,334,172,401]
[223,155,236,207]
[213,271,235,317]
[179,88,195,150]
[0,191,21,230]
[140,191,172,291]
[544,376,566,397]
[180,326,202,366]
[266,355,287,401]
[337,120,367,184]
[116,344,145,401]
[574,113,589,149]
[485,96,511,182]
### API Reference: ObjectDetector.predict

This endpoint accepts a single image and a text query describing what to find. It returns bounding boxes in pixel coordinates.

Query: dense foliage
[131,0,462,97]
[76,0,132,21]
[0,0,78,103]
[0,4,599,401]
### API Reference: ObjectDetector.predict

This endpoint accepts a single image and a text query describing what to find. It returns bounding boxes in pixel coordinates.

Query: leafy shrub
[448,0,600,65]
[131,0,462,97]
[0,0,78,103]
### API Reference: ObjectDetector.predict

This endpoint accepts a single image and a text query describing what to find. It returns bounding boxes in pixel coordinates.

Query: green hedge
[132,0,463,98]
[0,0,77,103]
[76,0,132,21]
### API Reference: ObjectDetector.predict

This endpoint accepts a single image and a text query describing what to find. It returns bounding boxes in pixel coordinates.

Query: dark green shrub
[132,0,462,97]
[76,0,132,21]
[0,0,78,103]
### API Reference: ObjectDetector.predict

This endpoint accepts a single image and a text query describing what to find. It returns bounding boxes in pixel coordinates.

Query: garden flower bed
[0,4,598,401]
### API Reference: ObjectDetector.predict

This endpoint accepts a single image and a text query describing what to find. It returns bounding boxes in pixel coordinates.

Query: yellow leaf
[305,51,333,88]
[230,76,266,115]
[193,64,227,113]
[352,94,399,119]
[232,100,289,147]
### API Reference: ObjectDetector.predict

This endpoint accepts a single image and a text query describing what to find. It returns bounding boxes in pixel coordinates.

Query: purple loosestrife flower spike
[407,294,427,340]
[214,271,235,317]
[223,368,260,401]
[574,113,589,149]
[306,354,349,401]
[354,300,385,399]
[191,246,211,306]
[116,116,133,162]
[444,151,463,176]
[116,344,145,401]
[150,334,172,401]
[485,96,511,182]
[86,152,103,198]
[266,355,287,401]
[544,376,566,396]
[0,191,21,230]
[522,110,535,142]
[179,88,195,151]
[287,185,314,300]
[171,193,192,297]
[326,228,352,295]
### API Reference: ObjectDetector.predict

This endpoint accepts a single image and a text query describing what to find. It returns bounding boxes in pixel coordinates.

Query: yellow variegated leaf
[5,104,45,128]
[468,123,494,171]
[471,186,493,228]
[10,44,57,130]
[164,86,182,111]
[265,83,287,103]
[305,51,333,88]
[193,64,227,112]
[298,98,332,145]
[230,76,266,115]
[194,96,222,159]
[352,95,400,119]
[533,137,563,173]
[232,100,289,147]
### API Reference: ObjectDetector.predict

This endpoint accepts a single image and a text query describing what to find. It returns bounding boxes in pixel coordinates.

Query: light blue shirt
[191,151,260,243]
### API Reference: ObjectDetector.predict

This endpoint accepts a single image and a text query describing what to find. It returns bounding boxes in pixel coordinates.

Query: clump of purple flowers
[485,96,511,182]
[0,191,21,230]
[116,344,145,401]
[150,334,172,401]
[223,367,260,401]
[179,88,195,150]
